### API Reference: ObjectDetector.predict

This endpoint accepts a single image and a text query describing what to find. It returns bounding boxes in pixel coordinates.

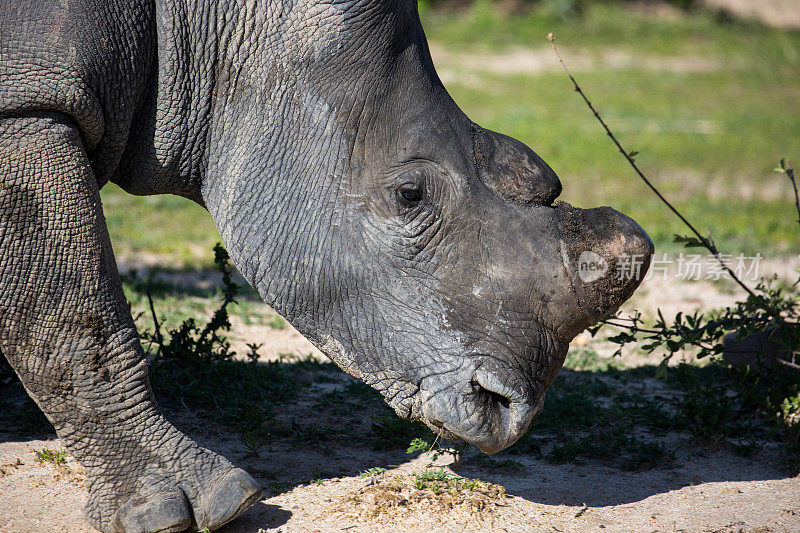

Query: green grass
[99,4,800,259]
[35,448,68,466]
[360,466,388,478]
[421,0,800,59]
[412,468,483,493]
[101,185,219,266]
[422,3,800,254]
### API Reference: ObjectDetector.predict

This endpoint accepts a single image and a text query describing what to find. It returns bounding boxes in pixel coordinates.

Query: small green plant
[359,467,387,478]
[412,468,483,494]
[142,243,239,365]
[780,392,800,426]
[240,429,269,458]
[35,448,67,466]
[310,473,331,485]
[413,467,454,491]
[407,437,431,454]
[407,437,468,462]
[245,343,263,364]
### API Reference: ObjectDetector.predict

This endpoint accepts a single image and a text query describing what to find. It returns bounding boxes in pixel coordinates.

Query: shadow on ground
[462,447,788,508]
[1,341,795,530]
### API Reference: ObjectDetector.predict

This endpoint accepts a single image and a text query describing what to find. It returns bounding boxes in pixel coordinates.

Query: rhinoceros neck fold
[183,0,413,316]
[202,86,353,319]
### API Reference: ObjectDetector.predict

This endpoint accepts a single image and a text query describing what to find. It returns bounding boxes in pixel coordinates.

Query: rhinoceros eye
[396,182,424,207]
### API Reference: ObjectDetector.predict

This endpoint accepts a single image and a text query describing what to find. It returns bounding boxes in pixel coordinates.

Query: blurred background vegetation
[102,0,800,263]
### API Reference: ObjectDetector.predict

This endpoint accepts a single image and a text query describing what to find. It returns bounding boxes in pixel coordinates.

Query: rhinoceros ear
[473,124,562,206]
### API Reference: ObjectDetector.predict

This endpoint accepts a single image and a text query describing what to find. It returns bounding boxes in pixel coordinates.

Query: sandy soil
[2,254,799,533]
[2,421,799,533]
[702,0,800,29]
[2,411,799,533]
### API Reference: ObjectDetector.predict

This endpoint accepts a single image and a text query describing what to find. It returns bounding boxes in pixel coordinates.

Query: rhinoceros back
[0,0,155,183]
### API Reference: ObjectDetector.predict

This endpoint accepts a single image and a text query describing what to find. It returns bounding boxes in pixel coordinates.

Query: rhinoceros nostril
[472,371,516,412]
[478,385,511,410]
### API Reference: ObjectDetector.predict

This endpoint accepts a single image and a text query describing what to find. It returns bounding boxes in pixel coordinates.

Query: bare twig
[601,320,661,334]
[429,428,444,453]
[778,158,800,230]
[547,33,757,300]
[775,357,800,371]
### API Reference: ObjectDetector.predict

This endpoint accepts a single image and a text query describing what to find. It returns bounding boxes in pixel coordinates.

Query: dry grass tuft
[335,469,507,524]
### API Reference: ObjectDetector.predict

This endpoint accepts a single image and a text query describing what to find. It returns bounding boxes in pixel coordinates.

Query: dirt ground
[702,0,800,29]
[2,435,798,533]
[2,255,799,533]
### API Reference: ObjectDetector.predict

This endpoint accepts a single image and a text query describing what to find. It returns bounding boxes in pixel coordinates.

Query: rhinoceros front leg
[0,113,261,532]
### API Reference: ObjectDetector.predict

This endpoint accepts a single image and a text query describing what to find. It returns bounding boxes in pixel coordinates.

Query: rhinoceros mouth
[417,386,545,454]
[405,340,565,454]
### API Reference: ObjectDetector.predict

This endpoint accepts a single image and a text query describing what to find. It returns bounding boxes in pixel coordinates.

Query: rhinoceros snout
[418,362,549,454]
[468,369,544,453]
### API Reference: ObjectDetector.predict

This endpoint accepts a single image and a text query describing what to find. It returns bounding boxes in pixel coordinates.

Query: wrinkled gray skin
[0,0,652,531]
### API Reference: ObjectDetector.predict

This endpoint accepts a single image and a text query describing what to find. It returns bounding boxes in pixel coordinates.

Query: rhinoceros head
[202,0,652,453]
